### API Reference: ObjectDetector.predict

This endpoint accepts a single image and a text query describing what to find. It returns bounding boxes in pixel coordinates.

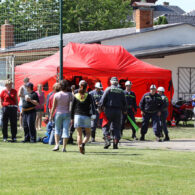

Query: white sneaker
[3,139,7,142]
[52,145,59,151]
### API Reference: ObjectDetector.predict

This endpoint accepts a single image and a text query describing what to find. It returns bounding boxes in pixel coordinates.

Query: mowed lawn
[1,124,195,195]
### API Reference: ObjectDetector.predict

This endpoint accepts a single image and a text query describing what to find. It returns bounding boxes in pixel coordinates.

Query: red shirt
[48,93,56,117]
[0,89,17,106]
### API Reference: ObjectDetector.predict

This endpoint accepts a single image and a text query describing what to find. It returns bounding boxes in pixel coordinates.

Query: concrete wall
[142,52,195,101]
[102,24,195,52]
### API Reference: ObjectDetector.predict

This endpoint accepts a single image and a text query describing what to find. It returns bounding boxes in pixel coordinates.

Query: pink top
[54,91,72,114]
[36,91,45,109]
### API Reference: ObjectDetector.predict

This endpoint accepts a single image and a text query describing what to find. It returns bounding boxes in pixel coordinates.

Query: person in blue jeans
[50,80,73,152]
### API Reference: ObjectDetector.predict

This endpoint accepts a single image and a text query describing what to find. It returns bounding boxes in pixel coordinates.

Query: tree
[0,0,59,44]
[62,0,133,32]
[154,16,168,25]
[0,0,133,44]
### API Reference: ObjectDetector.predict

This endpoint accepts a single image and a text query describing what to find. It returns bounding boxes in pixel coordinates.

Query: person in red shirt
[0,80,18,142]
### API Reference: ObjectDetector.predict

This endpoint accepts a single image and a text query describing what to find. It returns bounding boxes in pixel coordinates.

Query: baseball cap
[25,82,34,89]
[110,77,118,82]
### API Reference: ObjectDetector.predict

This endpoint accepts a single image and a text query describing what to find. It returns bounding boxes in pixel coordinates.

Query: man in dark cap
[22,82,39,143]
[99,77,127,149]
[139,84,163,142]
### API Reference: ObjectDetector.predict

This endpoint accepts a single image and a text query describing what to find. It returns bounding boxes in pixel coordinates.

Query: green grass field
[1,124,195,195]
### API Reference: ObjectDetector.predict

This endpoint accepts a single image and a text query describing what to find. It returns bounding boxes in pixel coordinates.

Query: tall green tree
[0,0,133,44]
[63,0,133,32]
[0,0,59,44]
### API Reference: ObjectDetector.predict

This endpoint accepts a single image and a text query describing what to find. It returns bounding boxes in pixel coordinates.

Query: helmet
[157,86,165,92]
[150,84,156,89]
[79,80,87,86]
[125,81,132,86]
[95,82,103,89]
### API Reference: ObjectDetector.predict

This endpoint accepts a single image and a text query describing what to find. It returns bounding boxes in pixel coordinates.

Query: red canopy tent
[15,42,174,117]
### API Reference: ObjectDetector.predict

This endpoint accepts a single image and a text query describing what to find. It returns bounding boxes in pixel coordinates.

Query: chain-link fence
[0,0,60,73]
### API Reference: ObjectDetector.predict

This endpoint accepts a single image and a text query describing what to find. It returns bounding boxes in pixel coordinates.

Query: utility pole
[59,0,63,81]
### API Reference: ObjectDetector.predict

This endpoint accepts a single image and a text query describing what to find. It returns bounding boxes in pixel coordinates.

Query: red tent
[15,42,173,117]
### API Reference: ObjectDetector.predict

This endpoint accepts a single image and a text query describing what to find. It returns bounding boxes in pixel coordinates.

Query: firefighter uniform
[99,77,127,149]
[122,90,137,138]
[89,85,104,142]
[157,87,170,141]
[139,86,163,141]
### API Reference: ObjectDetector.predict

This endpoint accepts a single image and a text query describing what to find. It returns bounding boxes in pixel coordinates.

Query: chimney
[133,2,155,33]
[1,20,15,49]
[163,2,169,6]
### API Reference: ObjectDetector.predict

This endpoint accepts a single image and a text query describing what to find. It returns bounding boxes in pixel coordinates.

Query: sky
[157,0,195,12]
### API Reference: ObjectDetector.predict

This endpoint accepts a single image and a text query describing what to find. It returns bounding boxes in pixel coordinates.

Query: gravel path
[121,139,195,151]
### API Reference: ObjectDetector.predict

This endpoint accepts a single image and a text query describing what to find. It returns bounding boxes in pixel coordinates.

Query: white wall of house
[142,52,195,101]
[102,24,195,52]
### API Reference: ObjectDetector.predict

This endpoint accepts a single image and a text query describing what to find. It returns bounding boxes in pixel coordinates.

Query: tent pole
[59,0,63,81]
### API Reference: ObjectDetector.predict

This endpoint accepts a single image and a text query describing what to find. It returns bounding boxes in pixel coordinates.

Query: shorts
[55,112,70,138]
[74,115,91,128]
[19,106,23,113]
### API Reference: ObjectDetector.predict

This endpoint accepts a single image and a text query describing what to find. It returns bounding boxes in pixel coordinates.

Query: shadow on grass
[86,151,143,156]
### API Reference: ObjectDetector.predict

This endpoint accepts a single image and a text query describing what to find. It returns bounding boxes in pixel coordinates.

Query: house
[154,2,195,26]
[0,2,195,101]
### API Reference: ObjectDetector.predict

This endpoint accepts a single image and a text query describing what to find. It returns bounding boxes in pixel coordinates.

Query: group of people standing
[0,78,45,143]
[0,76,170,154]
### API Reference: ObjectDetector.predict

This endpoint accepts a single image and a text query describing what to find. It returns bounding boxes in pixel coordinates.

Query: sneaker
[52,145,59,151]
[104,138,111,149]
[163,136,170,141]
[3,139,7,142]
[113,143,118,149]
[140,135,145,141]
[91,138,95,142]
[156,137,162,142]
[79,144,85,154]
[10,138,17,143]
[62,148,66,152]
[132,135,138,141]
[21,140,30,143]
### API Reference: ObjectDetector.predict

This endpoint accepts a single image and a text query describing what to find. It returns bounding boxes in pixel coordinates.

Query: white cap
[157,86,165,92]
[95,82,103,89]
[79,80,87,86]
[125,81,132,86]
[150,84,156,89]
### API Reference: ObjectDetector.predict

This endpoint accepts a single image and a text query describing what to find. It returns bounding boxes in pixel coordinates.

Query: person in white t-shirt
[18,77,29,129]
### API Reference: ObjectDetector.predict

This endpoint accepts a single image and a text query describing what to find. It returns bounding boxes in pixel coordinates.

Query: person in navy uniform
[139,84,163,142]
[121,81,138,140]
[89,82,104,142]
[157,86,170,141]
[99,77,127,149]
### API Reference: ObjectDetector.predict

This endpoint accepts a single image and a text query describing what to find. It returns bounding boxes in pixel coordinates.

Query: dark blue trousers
[103,108,122,140]
[141,112,161,137]
[121,109,136,136]
[23,111,37,142]
[160,111,169,136]
[2,107,17,139]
